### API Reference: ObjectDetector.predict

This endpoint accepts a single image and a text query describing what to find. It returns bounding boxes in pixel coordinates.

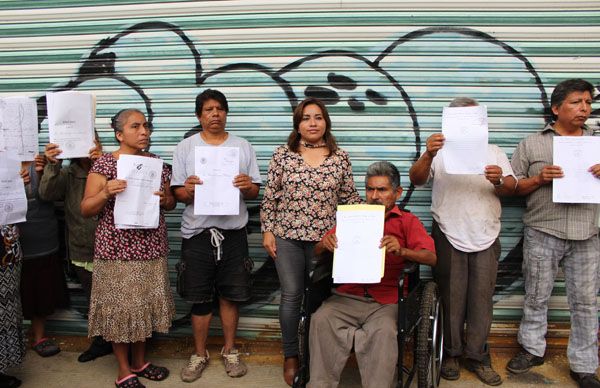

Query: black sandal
[132,363,169,381]
[115,374,145,388]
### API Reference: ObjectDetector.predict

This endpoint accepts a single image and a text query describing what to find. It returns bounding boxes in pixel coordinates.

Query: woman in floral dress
[81,109,175,388]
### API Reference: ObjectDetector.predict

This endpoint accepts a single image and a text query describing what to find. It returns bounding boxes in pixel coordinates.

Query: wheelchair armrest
[402,261,419,274]
[311,251,334,284]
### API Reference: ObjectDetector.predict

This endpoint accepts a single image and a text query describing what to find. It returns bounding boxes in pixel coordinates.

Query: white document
[114,154,163,229]
[47,91,95,159]
[553,137,600,204]
[0,154,27,224]
[194,146,240,215]
[332,204,386,284]
[441,105,489,174]
[0,97,39,161]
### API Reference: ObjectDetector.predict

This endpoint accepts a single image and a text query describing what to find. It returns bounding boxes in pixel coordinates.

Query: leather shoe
[77,336,113,363]
[570,370,600,388]
[283,356,299,386]
[441,356,460,380]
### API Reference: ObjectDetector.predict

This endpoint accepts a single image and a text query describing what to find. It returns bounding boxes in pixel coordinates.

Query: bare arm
[484,165,517,196]
[380,235,436,266]
[233,173,259,200]
[173,175,202,205]
[409,133,444,185]
[315,233,338,256]
[155,179,176,211]
[80,173,126,218]
[514,165,563,196]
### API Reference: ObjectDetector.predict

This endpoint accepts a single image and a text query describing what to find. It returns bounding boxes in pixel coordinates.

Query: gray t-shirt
[171,132,262,239]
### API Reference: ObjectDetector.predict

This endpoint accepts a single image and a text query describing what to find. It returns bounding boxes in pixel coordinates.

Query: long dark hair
[287,98,338,155]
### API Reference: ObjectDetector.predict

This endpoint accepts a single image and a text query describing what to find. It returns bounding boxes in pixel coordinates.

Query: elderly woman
[260,97,361,385]
[81,109,175,388]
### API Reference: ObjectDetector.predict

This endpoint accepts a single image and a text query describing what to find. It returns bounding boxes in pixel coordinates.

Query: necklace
[301,141,327,149]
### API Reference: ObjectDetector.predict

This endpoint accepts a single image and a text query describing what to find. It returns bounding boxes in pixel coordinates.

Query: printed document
[332,204,385,284]
[114,155,163,229]
[441,105,488,174]
[0,154,27,224]
[553,136,600,204]
[194,146,240,215]
[0,97,39,161]
[47,91,95,159]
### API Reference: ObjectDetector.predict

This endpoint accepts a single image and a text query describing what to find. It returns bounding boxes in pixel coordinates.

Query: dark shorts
[178,228,252,304]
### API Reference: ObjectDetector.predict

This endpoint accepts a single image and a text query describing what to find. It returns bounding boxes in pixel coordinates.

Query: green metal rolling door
[1,0,598,339]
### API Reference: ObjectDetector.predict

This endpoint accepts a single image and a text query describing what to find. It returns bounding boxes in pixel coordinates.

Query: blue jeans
[274,237,316,357]
[518,227,600,373]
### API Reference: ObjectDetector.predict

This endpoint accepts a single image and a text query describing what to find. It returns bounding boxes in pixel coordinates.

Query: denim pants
[518,227,600,373]
[274,237,316,357]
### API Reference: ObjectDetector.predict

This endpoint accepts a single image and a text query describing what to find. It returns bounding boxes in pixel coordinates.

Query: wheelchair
[293,253,444,388]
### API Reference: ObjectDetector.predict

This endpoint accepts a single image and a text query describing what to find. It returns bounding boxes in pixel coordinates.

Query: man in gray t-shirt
[171,89,261,382]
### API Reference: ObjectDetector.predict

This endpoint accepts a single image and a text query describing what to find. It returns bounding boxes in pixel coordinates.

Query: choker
[301,141,327,149]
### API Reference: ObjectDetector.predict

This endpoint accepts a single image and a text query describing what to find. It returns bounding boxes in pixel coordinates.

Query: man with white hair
[409,97,516,386]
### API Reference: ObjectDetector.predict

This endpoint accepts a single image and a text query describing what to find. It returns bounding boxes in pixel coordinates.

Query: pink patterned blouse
[90,153,170,261]
[260,145,361,242]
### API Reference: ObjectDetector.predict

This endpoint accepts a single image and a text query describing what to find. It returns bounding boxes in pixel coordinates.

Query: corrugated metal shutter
[1,0,599,339]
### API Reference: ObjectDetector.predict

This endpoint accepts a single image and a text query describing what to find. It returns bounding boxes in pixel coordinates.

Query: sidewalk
[7,337,581,387]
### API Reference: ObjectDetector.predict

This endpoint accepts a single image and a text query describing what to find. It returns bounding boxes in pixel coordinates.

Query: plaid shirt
[511,124,599,240]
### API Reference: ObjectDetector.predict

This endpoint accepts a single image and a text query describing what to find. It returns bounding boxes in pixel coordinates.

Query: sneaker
[464,358,502,386]
[506,349,544,374]
[221,347,247,378]
[440,356,460,380]
[570,370,600,388]
[180,351,209,382]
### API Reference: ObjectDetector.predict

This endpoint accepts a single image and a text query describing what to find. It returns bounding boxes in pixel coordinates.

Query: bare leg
[130,341,146,370]
[31,316,46,342]
[219,298,239,352]
[113,342,131,380]
[191,313,212,356]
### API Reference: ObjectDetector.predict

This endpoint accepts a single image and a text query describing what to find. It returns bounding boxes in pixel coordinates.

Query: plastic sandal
[114,374,145,388]
[131,362,170,381]
[32,338,61,357]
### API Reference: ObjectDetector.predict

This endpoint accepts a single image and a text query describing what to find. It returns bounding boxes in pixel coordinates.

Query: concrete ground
[6,337,584,388]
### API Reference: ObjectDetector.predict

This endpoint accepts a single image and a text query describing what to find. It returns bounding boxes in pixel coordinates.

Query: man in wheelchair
[306,161,437,388]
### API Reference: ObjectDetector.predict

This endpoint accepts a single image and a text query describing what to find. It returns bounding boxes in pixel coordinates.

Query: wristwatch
[494,177,504,188]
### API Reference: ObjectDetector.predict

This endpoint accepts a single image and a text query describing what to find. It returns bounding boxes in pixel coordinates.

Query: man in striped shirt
[508,79,600,388]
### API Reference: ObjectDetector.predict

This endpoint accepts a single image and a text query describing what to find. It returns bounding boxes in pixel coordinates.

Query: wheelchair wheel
[416,281,444,388]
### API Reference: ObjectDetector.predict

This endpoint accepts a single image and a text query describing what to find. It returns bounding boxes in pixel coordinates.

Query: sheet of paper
[114,154,163,229]
[0,154,27,224]
[441,105,489,174]
[553,136,600,204]
[47,91,95,159]
[332,204,386,284]
[194,146,240,215]
[0,97,39,161]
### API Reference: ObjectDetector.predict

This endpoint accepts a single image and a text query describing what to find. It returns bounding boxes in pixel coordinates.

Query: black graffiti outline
[35,21,587,310]
[375,26,552,123]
